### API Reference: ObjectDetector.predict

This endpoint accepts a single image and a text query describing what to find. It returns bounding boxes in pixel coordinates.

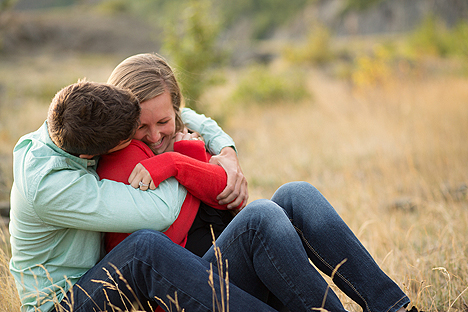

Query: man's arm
[181,108,236,155]
[34,170,185,233]
[181,108,248,208]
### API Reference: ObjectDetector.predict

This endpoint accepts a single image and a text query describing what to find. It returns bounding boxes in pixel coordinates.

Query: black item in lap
[185,202,234,257]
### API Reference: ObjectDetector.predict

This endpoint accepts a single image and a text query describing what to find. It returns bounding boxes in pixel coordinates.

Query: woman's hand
[210,147,249,209]
[128,163,156,191]
[174,128,203,142]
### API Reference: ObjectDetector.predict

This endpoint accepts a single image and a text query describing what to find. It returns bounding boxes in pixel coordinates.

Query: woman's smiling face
[133,91,176,155]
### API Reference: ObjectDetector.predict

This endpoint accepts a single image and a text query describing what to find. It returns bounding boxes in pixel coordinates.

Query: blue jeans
[54,182,409,312]
[52,228,276,312]
[202,182,410,311]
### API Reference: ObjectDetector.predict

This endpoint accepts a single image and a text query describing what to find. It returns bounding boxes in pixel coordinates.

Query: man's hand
[209,147,248,209]
[128,163,156,191]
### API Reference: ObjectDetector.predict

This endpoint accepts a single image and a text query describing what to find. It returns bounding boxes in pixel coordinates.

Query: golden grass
[0,225,20,312]
[1,52,467,311]
[215,66,468,311]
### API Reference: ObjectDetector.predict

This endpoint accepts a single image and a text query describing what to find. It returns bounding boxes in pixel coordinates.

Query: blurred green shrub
[94,0,131,14]
[283,23,334,65]
[351,44,394,88]
[162,0,226,111]
[340,0,383,13]
[220,0,311,39]
[231,65,310,105]
[406,14,468,59]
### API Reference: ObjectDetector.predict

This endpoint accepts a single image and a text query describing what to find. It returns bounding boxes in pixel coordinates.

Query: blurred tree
[162,0,225,111]
[341,0,383,13]
[221,0,312,39]
[283,23,333,65]
[0,0,18,52]
[0,0,17,11]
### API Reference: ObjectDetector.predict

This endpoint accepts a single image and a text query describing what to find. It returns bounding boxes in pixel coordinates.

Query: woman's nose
[147,128,161,143]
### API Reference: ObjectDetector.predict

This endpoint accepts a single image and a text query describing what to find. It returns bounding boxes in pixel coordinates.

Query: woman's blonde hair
[107,53,184,132]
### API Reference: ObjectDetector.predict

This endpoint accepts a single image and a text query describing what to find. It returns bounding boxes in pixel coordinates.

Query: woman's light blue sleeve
[181,107,236,155]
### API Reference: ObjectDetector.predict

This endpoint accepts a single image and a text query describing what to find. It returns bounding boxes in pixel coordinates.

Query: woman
[98,133,238,255]
[99,53,412,312]
[104,53,245,256]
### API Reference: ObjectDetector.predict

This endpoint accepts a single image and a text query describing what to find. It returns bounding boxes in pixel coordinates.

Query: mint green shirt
[10,109,235,312]
[181,108,236,154]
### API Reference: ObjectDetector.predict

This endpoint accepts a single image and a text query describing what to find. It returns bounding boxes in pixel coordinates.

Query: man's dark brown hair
[47,80,140,156]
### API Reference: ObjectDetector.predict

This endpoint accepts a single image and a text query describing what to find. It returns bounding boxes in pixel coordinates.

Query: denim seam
[292,222,372,312]
[136,257,212,312]
[256,229,312,309]
[221,225,312,310]
[385,295,410,312]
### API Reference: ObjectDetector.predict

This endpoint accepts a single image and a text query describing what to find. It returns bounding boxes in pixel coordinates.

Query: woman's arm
[139,141,234,209]
[100,139,233,210]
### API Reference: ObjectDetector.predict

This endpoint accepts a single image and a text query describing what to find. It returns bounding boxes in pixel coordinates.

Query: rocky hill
[1,0,467,59]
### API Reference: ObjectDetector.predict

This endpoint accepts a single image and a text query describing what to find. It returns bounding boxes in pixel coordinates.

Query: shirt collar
[41,121,97,167]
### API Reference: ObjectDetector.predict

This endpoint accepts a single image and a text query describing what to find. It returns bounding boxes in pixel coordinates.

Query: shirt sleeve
[173,139,209,162]
[181,107,236,155]
[140,150,231,209]
[33,167,186,233]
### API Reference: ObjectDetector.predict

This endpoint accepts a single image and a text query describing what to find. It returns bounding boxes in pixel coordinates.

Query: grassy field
[0,48,467,311]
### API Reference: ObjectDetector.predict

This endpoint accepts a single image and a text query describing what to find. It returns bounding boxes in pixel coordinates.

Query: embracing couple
[10,53,412,312]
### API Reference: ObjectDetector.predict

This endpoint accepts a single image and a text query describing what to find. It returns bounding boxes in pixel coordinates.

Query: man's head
[47,80,140,156]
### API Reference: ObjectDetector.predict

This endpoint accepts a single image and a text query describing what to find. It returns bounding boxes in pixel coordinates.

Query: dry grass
[0,51,467,311]
[215,64,468,311]
[0,225,20,312]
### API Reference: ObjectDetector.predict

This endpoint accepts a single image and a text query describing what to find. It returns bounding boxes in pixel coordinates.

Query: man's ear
[79,154,95,159]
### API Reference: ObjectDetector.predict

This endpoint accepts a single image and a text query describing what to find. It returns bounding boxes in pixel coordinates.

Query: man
[9,80,274,312]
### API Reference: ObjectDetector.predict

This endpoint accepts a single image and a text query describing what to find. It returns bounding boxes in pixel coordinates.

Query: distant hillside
[1,0,467,58]
[0,8,160,56]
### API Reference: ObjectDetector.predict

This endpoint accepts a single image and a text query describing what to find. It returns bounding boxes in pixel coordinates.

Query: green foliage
[94,0,132,14]
[231,65,310,105]
[446,20,468,58]
[406,15,451,57]
[0,0,18,11]
[283,23,334,65]
[162,0,225,111]
[341,0,383,13]
[406,14,468,58]
[94,0,312,41]
[220,0,312,39]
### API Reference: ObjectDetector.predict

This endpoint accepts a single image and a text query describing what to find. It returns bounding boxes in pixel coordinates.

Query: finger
[227,175,249,209]
[238,181,249,209]
[174,132,184,142]
[138,180,150,191]
[129,173,144,189]
[128,163,141,186]
[218,174,243,206]
[182,132,198,141]
[129,168,145,188]
[226,177,246,208]
[189,132,200,140]
[216,173,235,202]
